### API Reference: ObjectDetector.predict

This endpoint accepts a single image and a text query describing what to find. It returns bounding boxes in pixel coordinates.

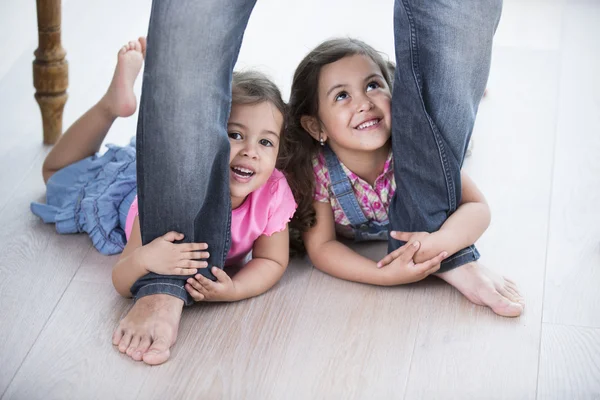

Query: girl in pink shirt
[40,38,297,306]
[115,72,297,304]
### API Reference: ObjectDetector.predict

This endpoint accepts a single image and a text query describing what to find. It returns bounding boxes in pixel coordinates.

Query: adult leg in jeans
[112,0,257,365]
[389,0,523,316]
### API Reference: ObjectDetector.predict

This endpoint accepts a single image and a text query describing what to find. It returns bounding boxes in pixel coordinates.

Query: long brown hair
[281,38,395,256]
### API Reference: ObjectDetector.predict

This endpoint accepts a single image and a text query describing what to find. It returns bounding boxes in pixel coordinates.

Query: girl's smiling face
[227,101,284,208]
[312,54,392,154]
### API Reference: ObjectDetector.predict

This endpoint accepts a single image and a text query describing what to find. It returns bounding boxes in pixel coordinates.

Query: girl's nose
[242,143,259,159]
[357,97,374,113]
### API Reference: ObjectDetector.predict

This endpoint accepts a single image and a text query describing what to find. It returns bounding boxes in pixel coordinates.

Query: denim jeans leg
[132,0,257,304]
[388,0,502,272]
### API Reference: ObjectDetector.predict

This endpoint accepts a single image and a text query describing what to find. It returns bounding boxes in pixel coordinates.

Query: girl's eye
[367,81,380,91]
[259,138,274,147]
[335,91,349,101]
[228,132,242,140]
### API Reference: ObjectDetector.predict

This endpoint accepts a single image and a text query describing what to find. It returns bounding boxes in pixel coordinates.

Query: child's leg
[389,0,524,317]
[42,39,146,183]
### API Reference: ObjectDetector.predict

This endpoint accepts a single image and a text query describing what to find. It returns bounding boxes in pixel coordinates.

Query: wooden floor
[1,0,599,399]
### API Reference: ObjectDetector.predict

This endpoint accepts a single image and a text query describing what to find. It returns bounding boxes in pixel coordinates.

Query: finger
[399,241,421,262]
[187,277,204,292]
[180,251,210,260]
[180,242,209,252]
[175,267,198,276]
[377,248,403,268]
[425,262,441,276]
[162,231,184,242]
[390,231,413,242]
[185,284,205,301]
[211,267,229,282]
[195,273,217,289]
[176,260,208,269]
[415,251,448,274]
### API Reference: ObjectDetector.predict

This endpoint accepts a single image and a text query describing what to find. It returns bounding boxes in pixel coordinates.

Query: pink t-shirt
[125,169,296,265]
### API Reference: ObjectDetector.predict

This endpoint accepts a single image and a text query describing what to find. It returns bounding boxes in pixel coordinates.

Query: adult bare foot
[437,261,525,317]
[112,294,183,365]
[100,39,145,118]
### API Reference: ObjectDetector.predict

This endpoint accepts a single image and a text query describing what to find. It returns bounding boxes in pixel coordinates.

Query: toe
[133,336,152,361]
[118,332,133,353]
[142,337,171,366]
[490,294,524,317]
[139,37,147,57]
[505,280,522,296]
[133,39,142,53]
[497,285,521,304]
[504,277,517,286]
[504,285,525,304]
[126,335,141,357]
[112,326,124,346]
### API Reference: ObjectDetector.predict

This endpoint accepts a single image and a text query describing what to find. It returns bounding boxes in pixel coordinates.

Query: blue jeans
[132,0,501,303]
[388,0,502,271]
[131,0,257,305]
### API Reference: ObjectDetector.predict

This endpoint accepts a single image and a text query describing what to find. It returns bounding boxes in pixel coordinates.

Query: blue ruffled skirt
[31,138,137,255]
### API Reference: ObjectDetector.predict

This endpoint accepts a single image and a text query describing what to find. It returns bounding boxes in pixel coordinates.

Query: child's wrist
[227,279,242,302]
[133,247,150,273]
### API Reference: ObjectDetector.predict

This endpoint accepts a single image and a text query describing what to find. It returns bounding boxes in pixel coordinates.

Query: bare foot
[437,261,525,317]
[112,294,183,365]
[100,38,145,118]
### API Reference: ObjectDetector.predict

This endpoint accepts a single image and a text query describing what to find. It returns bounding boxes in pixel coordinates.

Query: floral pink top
[312,150,396,238]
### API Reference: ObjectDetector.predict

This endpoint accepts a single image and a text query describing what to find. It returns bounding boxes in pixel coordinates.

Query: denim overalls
[323,145,389,242]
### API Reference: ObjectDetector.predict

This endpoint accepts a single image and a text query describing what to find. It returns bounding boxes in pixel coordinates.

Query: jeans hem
[134,282,192,306]
[437,245,480,273]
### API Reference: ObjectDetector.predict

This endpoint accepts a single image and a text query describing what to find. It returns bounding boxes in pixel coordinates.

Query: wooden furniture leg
[33,0,68,145]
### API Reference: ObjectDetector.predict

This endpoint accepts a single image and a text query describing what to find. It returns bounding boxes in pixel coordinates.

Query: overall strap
[322,145,368,226]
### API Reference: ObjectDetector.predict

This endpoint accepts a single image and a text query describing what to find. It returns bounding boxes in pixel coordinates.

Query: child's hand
[379,240,447,285]
[185,267,238,302]
[138,231,209,276]
[377,231,437,268]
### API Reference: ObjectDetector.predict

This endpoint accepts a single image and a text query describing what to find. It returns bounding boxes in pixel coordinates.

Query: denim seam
[401,0,457,213]
[136,282,187,298]
[444,248,473,263]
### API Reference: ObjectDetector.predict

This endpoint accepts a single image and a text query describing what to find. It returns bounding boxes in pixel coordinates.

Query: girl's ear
[300,115,326,142]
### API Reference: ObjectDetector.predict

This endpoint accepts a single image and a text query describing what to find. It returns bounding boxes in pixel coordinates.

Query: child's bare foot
[437,261,525,317]
[112,294,183,365]
[100,39,145,118]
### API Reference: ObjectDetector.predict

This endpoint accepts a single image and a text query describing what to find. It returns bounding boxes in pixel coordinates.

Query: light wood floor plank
[542,3,600,329]
[265,243,423,399]
[2,282,148,400]
[537,324,600,400]
[0,156,93,395]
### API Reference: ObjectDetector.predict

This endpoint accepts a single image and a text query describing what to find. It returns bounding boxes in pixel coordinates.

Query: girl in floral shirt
[283,38,524,317]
